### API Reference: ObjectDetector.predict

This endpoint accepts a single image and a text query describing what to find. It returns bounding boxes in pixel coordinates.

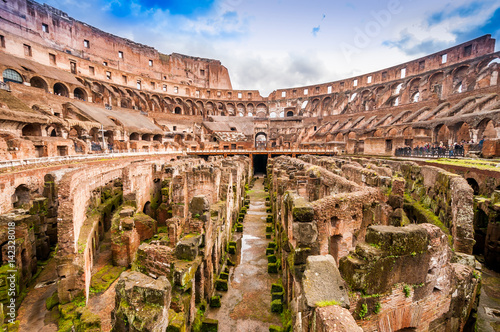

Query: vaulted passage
[253,154,268,175]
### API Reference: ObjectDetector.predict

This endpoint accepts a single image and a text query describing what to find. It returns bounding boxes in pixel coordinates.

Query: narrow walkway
[206,176,281,331]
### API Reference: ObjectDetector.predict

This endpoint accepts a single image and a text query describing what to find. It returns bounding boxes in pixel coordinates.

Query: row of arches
[3,54,498,120]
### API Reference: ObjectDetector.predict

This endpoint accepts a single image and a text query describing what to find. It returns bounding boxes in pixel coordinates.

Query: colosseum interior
[0,0,500,331]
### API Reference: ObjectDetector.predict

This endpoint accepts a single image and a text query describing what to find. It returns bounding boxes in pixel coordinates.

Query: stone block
[175,234,202,261]
[293,222,318,245]
[302,255,349,308]
[189,195,210,216]
[315,305,362,332]
[201,318,218,332]
[112,271,171,332]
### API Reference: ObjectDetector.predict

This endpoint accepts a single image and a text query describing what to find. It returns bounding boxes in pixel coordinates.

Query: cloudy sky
[44,0,500,96]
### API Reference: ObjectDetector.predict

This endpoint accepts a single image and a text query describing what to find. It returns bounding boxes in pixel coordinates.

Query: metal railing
[186,147,338,154]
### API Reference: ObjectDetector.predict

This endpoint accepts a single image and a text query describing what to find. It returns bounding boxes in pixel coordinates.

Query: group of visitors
[395,141,467,158]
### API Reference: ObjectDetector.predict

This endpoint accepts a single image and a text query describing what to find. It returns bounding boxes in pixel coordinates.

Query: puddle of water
[241,234,260,264]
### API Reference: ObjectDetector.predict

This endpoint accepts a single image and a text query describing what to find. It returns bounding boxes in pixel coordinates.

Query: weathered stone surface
[175,234,203,260]
[302,255,349,308]
[189,195,210,216]
[315,305,362,332]
[112,271,171,332]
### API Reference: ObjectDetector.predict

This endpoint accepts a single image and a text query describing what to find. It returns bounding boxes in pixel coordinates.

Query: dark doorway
[253,154,268,175]
[466,178,479,195]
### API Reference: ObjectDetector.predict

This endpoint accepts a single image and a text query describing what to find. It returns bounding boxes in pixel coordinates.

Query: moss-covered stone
[215,279,228,291]
[228,245,236,255]
[46,291,59,310]
[236,224,243,232]
[271,291,284,301]
[269,325,283,332]
[200,318,218,332]
[266,248,275,256]
[266,224,273,233]
[209,295,221,308]
[271,283,283,293]
[271,299,283,313]
[267,254,277,263]
[268,262,279,274]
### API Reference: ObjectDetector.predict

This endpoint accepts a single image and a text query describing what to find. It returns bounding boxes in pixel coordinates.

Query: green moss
[271,299,283,313]
[268,262,279,274]
[404,193,452,247]
[209,295,221,308]
[373,301,381,314]
[46,291,59,310]
[89,264,126,295]
[215,279,228,291]
[403,284,411,298]
[201,318,218,332]
[269,325,283,332]
[315,300,340,307]
[266,248,275,255]
[358,303,368,319]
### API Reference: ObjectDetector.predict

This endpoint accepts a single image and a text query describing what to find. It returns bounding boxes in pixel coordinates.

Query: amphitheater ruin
[0,0,500,331]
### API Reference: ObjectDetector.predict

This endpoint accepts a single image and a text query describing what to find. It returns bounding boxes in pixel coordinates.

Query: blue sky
[45,0,500,96]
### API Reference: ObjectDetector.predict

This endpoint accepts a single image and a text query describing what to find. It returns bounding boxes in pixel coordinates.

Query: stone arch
[429,72,444,98]
[477,118,497,140]
[30,76,48,91]
[256,103,267,117]
[130,132,140,141]
[454,121,471,142]
[434,124,451,145]
[2,68,23,84]
[22,123,42,136]
[286,110,294,117]
[12,184,30,208]
[226,103,235,116]
[153,134,162,142]
[53,82,69,97]
[142,133,152,141]
[73,87,87,101]
[467,178,479,195]
[452,65,469,93]
[247,103,255,117]
[174,107,182,115]
[255,132,267,148]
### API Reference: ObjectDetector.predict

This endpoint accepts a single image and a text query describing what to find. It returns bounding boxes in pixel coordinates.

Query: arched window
[3,69,23,84]
[412,92,419,103]
[286,111,294,117]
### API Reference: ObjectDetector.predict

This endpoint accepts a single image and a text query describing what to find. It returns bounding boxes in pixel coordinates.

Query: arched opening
[435,124,451,146]
[30,76,48,91]
[22,123,41,136]
[467,178,479,195]
[143,201,153,217]
[142,134,152,141]
[478,119,497,140]
[2,69,23,84]
[130,133,140,141]
[49,128,57,137]
[455,122,471,142]
[174,107,182,114]
[411,92,420,103]
[153,134,162,142]
[286,111,294,117]
[73,88,87,101]
[473,209,489,255]
[53,83,69,97]
[12,185,30,209]
[255,132,267,149]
